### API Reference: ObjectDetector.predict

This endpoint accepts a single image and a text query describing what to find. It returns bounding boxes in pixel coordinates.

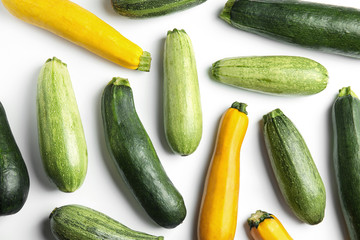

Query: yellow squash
[2,0,151,71]
[198,102,248,240]
[248,210,293,240]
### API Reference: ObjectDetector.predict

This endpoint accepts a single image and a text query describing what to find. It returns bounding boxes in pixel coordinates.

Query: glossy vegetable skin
[101,77,186,228]
[0,102,30,215]
[198,102,248,240]
[211,56,328,95]
[37,57,88,192]
[333,87,360,240]
[2,0,151,71]
[263,109,326,224]
[164,29,202,155]
[248,210,293,240]
[50,204,164,240]
[220,0,360,58]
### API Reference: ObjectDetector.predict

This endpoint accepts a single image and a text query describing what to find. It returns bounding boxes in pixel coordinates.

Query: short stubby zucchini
[211,56,328,95]
[263,109,326,225]
[112,0,206,18]
[0,102,30,216]
[101,77,186,228]
[333,87,360,240]
[50,204,164,240]
[221,0,360,58]
[37,57,88,193]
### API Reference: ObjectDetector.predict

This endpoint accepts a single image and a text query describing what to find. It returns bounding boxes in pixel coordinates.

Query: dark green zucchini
[263,109,326,225]
[221,0,360,58]
[50,204,164,240]
[101,77,186,228]
[333,87,360,240]
[112,0,206,18]
[0,102,30,216]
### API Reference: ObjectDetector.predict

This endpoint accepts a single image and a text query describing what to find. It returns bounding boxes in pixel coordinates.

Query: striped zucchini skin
[164,29,202,156]
[220,0,360,58]
[112,0,206,18]
[333,87,360,240]
[37,57,87,193]
[263,109,326,225]
[211,56,328,95]
[50,204,164,240]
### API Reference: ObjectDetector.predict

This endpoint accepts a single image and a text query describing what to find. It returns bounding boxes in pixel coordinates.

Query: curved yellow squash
[248,210,293,240]
[2,0,151,71]
[198,102,248,240]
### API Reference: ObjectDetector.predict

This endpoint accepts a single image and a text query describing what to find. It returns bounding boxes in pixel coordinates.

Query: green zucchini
[164,29,202,156]
[37,57,88,193]
[221,0,360,58]
[0,102,30,215]
[101,77,186,228]
[263,109,326,225]
[111,0,206,18]
[333,87,360,239]
[211,56,328,95]
[49,204,164,240]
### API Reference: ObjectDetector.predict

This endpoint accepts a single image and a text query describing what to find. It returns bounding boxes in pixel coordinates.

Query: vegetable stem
[231,102,248,115]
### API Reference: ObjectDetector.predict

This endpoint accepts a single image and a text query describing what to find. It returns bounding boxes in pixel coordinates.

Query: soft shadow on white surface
[40,217,56,240]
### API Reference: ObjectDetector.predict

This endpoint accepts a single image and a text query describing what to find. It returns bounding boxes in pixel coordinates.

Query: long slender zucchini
[37,57,88,193]
[333,87,360,240]
[211,56,328,95]
[221,0,360,58]
[112,0,206,18]
[0,102,30,216]
[50,204,164,240]
[263,109,326,225]
[164,29,202,156]
[2,0,151,71]
[101,77,186,228]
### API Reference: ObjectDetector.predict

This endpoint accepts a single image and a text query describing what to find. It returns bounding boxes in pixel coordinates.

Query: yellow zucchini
[2,0,151,71]
[248,210,293,240]
[198,102,248,240]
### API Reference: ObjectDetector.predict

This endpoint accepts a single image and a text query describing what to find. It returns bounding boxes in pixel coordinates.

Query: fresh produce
[198,102,248,240]
[49,204,164,240]
[333,87,360,240]
[2,0,151,71]
[220,0,360,58]
[248,210,293,240]
[164,29,202,155]
[263,109,326,225]
[101,77,186,228]
[211,56,328,95]
[0,102,30,216]
[112,0,206,18]
[37,57,87,193]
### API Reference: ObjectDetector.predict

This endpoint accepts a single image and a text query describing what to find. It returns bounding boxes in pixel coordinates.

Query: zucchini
[49,204,164,240]
[263,109,326,225]
[101,77,186,228]
[164,29,202,155]
[37,57,88,193]
[221,0,360,58]
[0,102,30,215]
[211,56,328,95]
[333,87,360,239]
[111,0,206,18]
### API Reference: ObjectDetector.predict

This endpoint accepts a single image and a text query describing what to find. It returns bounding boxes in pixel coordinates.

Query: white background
[0,0,359,239]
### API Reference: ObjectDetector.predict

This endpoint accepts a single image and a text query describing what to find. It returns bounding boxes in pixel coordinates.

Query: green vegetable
[220,0,360,58]
[37,57,88,193]
[164,29,202,155]
[111,0,206,18]
[49,204,164,240]
[0,102,30,215]
[263,109,326,225]
[211,56,328,95]
[101,77,186,228]
[333,87,360,239]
